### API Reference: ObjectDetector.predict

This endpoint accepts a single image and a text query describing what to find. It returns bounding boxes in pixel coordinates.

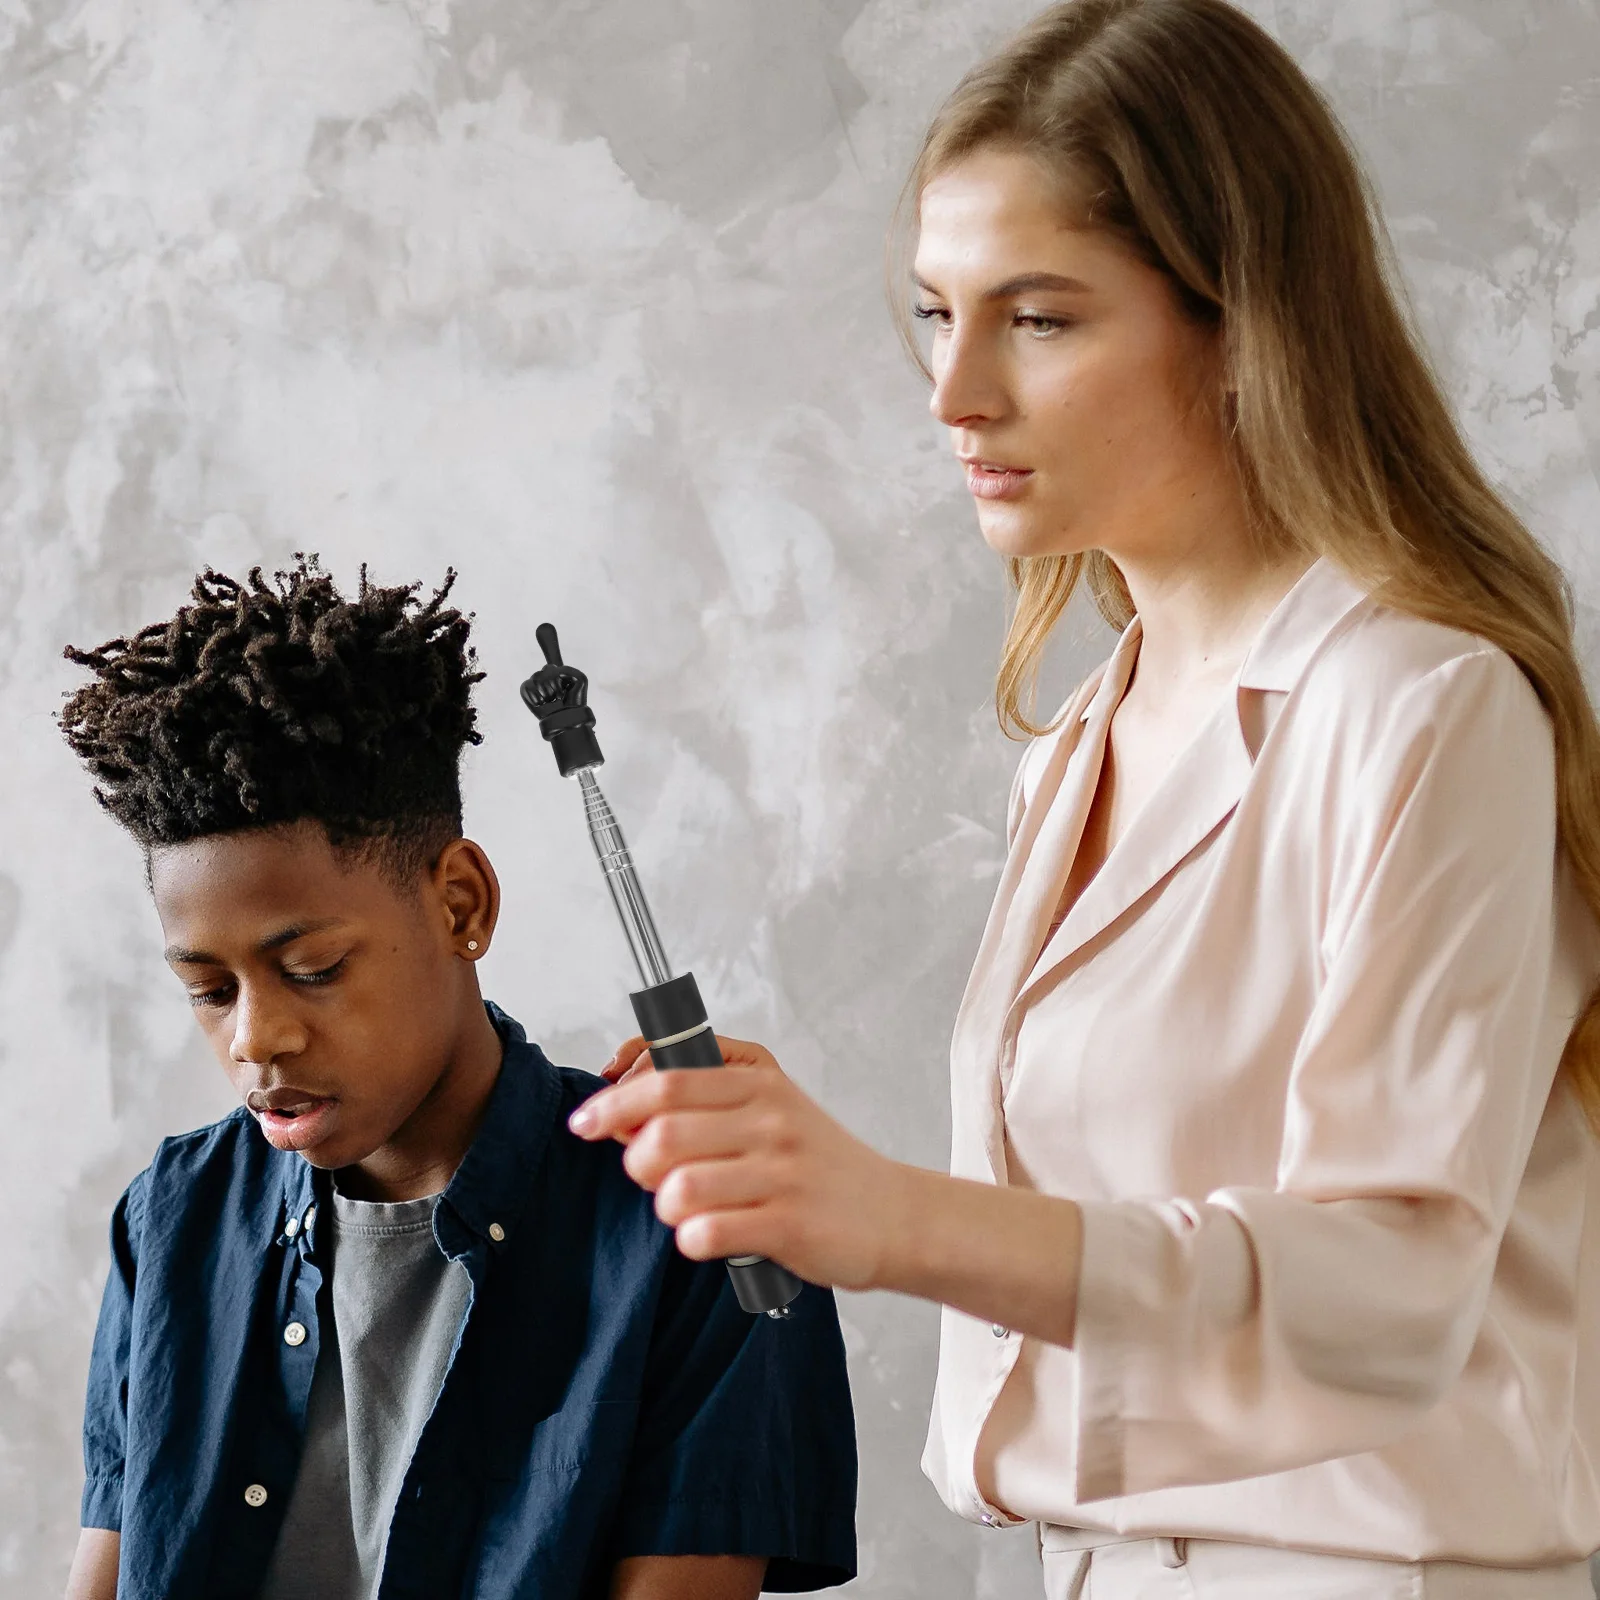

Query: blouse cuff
[1071,1195,1257,1503]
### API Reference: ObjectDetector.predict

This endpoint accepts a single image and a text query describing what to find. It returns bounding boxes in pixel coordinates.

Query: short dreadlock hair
[58,555,484,883]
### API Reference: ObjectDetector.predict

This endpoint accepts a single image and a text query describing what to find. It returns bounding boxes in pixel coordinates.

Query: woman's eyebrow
[913,270,1094,300]
[163,919,347,966]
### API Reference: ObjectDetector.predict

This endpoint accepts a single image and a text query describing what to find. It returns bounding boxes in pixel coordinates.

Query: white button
[284,1217,299,1237]
[488,1223,506,1243]
[283,1322,307,1347]
[304,1206,317,1229]
[991,1324,1009,1338]
[980,1512,998,1526]
[244,1483,268,1508]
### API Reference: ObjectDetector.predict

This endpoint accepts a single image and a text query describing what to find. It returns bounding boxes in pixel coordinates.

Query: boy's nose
[229,989,307,1067]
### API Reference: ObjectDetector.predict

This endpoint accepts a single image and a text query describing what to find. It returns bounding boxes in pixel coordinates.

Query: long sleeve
[1070,647,1575,1502]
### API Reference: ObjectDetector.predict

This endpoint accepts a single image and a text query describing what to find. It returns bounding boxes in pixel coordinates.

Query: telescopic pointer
[520,624,803,1319]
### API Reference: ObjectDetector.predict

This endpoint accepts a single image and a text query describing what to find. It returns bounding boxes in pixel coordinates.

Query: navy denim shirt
[81,1004,857,1598]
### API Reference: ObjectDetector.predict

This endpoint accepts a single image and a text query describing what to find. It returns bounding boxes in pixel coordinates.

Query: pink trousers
[1039,1531,1595,1600]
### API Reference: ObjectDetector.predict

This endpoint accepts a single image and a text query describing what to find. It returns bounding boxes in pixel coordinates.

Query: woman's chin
[975,506,1082,562]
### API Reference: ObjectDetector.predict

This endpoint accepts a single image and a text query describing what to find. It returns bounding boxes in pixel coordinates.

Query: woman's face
[914,146,1228,566]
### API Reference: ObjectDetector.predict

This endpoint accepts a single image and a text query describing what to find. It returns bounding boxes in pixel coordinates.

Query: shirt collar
[434,1002,562,1257]
[1237,556,1371,692]
[1077,610,1144,724]
[272,1001,562,1259]
[1077,555,1371,723]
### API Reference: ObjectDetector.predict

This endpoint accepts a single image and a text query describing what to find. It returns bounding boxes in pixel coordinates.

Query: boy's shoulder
[120,1104,297,1238]
[530,1054,662,1221]
[142,1103,284,1183]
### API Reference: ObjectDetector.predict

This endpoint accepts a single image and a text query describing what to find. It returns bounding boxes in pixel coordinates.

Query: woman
[569,0,1600,1593]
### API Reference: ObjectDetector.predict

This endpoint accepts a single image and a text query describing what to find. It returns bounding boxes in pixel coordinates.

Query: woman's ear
[433,838,501,959]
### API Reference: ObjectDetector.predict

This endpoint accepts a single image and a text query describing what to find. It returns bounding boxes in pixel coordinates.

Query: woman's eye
[1015,311,1071,334]
[188,984,235,1010]
[912,304,951,325]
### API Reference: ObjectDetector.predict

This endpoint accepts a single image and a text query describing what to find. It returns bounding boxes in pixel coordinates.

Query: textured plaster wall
[0,1,1596,1594]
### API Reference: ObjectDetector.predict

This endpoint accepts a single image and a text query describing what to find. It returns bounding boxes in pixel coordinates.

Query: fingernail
[568,1105,595,1135]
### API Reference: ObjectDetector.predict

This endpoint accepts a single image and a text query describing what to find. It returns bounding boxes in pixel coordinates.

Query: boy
[57,559,857,1600]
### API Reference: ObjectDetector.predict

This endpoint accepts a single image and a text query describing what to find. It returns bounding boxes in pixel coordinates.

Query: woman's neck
[1115,544,1314,712]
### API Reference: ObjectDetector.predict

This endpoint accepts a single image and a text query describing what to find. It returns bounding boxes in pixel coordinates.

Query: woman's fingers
[570,1061,759,1143]
[654,1155,776,1230]
[705,1033,782,1071]
[622,1105,774,1191]
[601,1035,652,1083]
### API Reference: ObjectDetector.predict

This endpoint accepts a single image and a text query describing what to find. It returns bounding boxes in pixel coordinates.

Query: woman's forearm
[876,1162,1083,1346]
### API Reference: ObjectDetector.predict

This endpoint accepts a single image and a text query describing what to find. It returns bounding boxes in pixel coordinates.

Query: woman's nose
[229,986,306,1068]
[929,327,1007,429]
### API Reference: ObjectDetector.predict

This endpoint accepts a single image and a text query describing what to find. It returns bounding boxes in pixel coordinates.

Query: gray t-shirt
[260,1185,472,1600]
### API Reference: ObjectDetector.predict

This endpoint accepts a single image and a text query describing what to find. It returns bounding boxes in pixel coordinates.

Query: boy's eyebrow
[912,270,1095,299]
[164,919,348,966]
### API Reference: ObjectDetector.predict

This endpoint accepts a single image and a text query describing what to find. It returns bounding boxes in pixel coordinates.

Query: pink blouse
[921,557,1600,1562]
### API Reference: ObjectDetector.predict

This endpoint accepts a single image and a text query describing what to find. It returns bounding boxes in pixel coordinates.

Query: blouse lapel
[946,556,1375,1187]
[946,629,1140,1182]
[1006,556,1371,1017]
[1009,693,1254,1020]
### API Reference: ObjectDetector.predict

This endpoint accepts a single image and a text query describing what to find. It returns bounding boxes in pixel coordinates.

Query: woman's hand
[572,1034,910,1292]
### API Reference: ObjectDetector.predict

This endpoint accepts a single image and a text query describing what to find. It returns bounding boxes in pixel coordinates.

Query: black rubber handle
[629,973,804,1317]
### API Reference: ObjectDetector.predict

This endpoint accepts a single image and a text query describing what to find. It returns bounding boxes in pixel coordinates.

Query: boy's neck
[336,1001,507,1202]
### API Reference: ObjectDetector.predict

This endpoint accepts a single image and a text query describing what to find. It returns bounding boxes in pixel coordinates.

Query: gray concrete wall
[1,1,1596,1594]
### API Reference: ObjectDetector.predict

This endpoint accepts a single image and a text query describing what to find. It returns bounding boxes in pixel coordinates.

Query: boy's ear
[433,838,500,958]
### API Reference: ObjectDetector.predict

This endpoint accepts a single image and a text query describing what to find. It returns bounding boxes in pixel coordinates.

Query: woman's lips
[964,461,1034,500]
[250,1095,340,1153]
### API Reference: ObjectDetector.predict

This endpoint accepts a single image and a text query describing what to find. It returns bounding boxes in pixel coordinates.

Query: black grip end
[728,1258,805,1316]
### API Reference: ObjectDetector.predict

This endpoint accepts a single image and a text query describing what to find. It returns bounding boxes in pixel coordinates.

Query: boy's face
[149,820,494,1172]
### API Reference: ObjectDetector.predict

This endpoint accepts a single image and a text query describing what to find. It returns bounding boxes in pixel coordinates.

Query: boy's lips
[247,1088,340,1152]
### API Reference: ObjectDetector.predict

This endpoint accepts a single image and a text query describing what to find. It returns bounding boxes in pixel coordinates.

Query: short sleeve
[81,1173,146,1530]
[609,1252,857,1591]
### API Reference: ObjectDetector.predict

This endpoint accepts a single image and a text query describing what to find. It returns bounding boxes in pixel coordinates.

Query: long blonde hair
[893,0,1600,1122]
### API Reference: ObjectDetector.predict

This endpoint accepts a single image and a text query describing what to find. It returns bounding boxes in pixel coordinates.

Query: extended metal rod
[575,767,673,990]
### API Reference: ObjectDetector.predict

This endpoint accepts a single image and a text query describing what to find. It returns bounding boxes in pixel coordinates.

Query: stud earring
[466,940,479,952]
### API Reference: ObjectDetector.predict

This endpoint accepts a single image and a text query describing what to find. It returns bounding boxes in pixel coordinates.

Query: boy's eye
[181,956,345,1009]
[286,957,347,987]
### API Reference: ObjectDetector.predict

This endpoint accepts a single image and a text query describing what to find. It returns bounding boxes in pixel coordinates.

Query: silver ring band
[648,1019,715,1050]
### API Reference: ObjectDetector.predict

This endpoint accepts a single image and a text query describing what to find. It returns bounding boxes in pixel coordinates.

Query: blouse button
[244,1483,268,1508]
[991,1323,1009,1338]
[283,1216,299,1237]
[283,1321,307,1347]
[980,1512,998,1527]
[489,1222,506,1243]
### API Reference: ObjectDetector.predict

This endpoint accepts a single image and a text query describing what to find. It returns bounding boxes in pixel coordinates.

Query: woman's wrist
[871,1162,1084,1347]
